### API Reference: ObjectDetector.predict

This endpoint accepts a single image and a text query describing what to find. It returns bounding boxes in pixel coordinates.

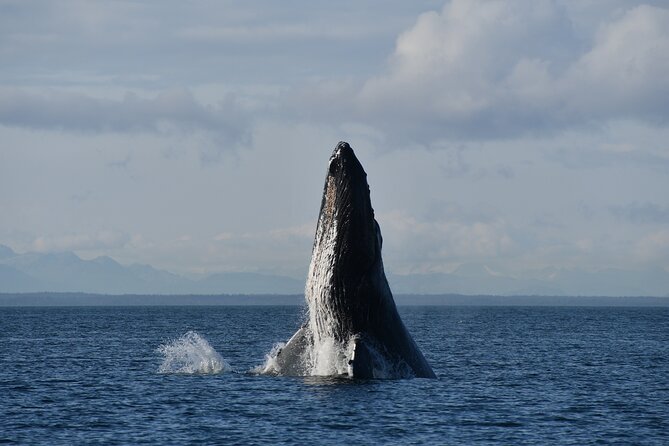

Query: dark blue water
[1,306,668,445]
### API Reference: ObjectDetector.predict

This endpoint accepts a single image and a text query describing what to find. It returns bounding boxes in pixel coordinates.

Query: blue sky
[1,0,668,280]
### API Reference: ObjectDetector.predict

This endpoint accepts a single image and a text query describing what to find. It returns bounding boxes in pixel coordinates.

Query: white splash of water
[254,342,286,375]
[157,331,228,374]
[308,335,353,376]
[258,333,353,377]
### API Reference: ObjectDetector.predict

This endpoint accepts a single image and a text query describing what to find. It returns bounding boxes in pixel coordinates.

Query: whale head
[323,141,379,273]
[306,141,383,340]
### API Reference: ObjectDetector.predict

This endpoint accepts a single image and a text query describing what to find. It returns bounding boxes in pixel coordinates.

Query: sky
[1,0,668,280]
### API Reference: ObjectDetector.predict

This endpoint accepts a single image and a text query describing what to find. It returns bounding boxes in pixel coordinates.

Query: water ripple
[0,306,667,445]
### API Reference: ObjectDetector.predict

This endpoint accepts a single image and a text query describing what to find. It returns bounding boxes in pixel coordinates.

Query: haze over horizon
[2,1,668,294]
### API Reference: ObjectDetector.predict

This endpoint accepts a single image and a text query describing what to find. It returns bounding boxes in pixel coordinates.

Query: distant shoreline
[0,292,668,307]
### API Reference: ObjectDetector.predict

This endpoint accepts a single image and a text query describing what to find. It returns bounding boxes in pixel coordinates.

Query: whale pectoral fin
[275,326,311,376]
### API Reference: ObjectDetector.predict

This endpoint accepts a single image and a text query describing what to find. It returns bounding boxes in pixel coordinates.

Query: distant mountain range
[0,245,302,295]
[388,263,669,297]
[0,244,667,296]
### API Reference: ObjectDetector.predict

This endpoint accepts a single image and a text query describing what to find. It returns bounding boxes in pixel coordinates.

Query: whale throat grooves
[261,141,436,379]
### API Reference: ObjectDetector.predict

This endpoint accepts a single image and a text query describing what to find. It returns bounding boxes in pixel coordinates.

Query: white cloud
[175,223,317,276]
[565,4,669,120]
[634,229,669,264]
[213,232,235,242]
[32,231,130,253]
[378,210,514,273]
[297,1,669,142]
[0,88,249,142]
[213,223,314,245]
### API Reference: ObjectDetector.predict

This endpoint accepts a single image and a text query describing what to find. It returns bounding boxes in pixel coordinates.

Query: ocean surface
[1,305,668,445]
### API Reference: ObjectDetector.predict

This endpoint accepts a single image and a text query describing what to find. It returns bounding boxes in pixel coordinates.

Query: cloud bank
[0,88,249,146]
[1,1,668,281]
[296,1,669,142]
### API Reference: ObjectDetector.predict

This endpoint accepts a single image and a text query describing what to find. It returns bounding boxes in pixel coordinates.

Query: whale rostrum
[268,141,436,379]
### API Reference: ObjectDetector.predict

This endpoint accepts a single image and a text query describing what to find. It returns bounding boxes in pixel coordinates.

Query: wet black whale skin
[278,142,436,379]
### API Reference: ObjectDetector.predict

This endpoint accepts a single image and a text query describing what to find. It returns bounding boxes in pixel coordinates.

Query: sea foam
[157,331,228,374]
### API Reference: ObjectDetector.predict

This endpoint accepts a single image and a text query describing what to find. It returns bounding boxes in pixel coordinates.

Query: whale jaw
[306,141,380,342]
[267,141,435,379]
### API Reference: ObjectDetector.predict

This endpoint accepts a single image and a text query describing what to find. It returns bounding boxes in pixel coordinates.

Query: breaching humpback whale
[270,141,435,379]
